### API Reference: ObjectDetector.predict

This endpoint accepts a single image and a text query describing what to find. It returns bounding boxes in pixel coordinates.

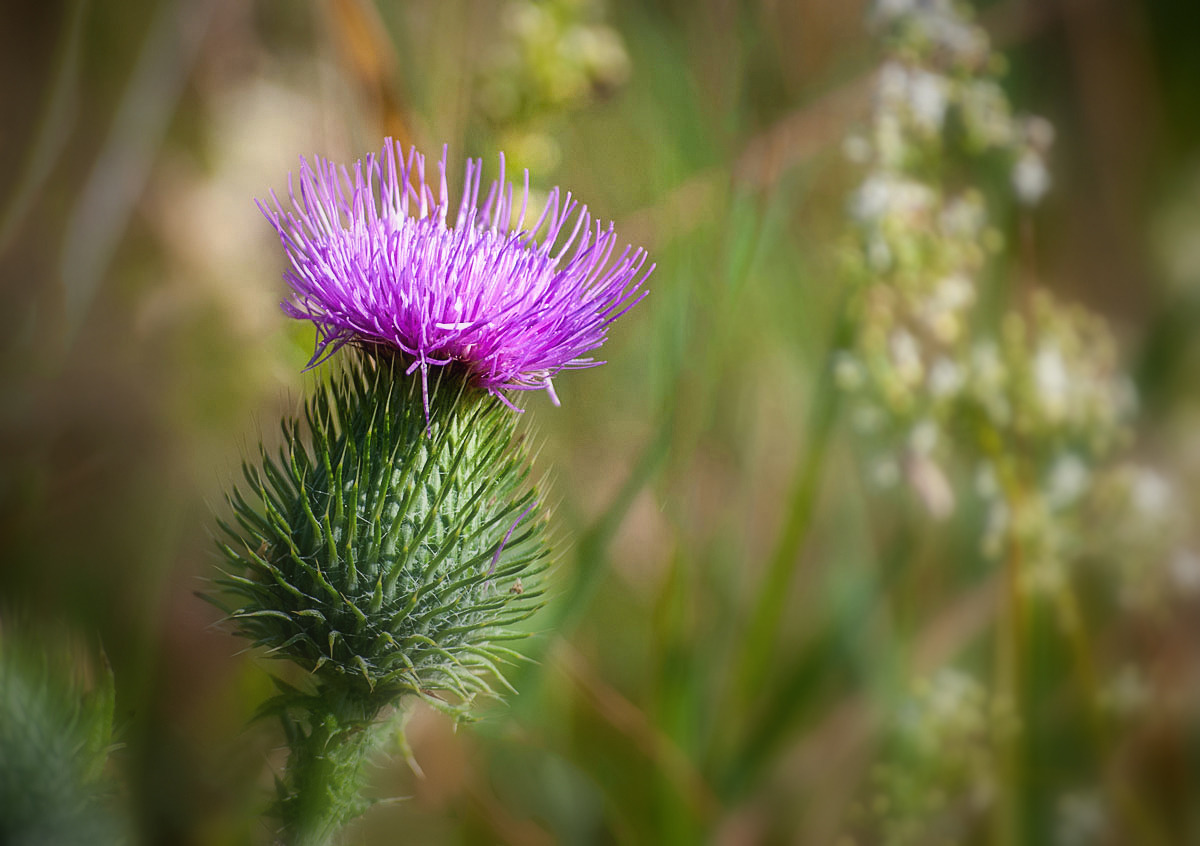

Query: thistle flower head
[213,357,550,715]
[259,139,651,410]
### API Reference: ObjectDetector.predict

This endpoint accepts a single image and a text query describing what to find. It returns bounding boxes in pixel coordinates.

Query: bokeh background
[3,0,1200,843]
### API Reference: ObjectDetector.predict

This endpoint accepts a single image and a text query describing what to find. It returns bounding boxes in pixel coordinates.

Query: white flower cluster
[839,0,1200,618]
[479,0,631,172]
[855,0,1051,182]
[839,8,1200,839]
[979,293,1133,451]
[838,4,1032,481]
[1081,462,1199,610]
[872,0,989,66]
[838,1,1143,559]
[851,669,1015,845]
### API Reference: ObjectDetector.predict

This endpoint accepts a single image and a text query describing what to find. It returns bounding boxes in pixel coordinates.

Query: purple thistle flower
[259,138,652,412]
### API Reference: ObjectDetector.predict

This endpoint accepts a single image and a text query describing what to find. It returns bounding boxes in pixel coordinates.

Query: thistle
[0,623,123,846]
[212,140,650,845]
[258,139,649,410]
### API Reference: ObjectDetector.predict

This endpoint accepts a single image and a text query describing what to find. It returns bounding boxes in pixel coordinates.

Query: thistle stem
[279,694,389,846]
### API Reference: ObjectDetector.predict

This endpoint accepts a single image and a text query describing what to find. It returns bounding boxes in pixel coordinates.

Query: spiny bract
[213,354,549,715]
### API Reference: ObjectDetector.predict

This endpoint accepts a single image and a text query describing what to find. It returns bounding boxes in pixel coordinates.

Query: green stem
[732,297,851,701]
[1053,584,1171,846]
[279,694,390,846]
[994,509,1023,846]
[985,440,1024,846]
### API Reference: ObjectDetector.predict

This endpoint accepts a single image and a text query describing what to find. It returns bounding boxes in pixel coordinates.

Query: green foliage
[0,626,122,846]
[213,352,550,715]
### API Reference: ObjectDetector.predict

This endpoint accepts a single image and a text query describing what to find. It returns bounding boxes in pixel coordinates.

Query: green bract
[0,628,122,846]
[213,353,550,716]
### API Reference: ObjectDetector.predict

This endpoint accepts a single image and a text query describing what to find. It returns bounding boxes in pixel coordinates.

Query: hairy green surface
[214,353,550,714]
[0,629,122,846]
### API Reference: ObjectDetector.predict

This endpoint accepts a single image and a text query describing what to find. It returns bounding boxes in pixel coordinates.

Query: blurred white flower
[939,195,988,240]
[961,80,1014,148]
[834,351,866,391]
[908,69,949,131]
[873,0,918,21]
[1034,344,1070,421]
[928,357,964,398]
[909,419,939,455]
[889,328,925,385]
[1169,549,1200,594]
[853,173,935,223]
[1130,468,1171,515]
[877,61,909,107]
[906,453,955,519]
[1013,151,1051,205]
[1046,453,1089,509]
[867,234,893,271]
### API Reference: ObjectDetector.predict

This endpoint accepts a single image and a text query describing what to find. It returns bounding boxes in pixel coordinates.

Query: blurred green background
[3,0,1200,843]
